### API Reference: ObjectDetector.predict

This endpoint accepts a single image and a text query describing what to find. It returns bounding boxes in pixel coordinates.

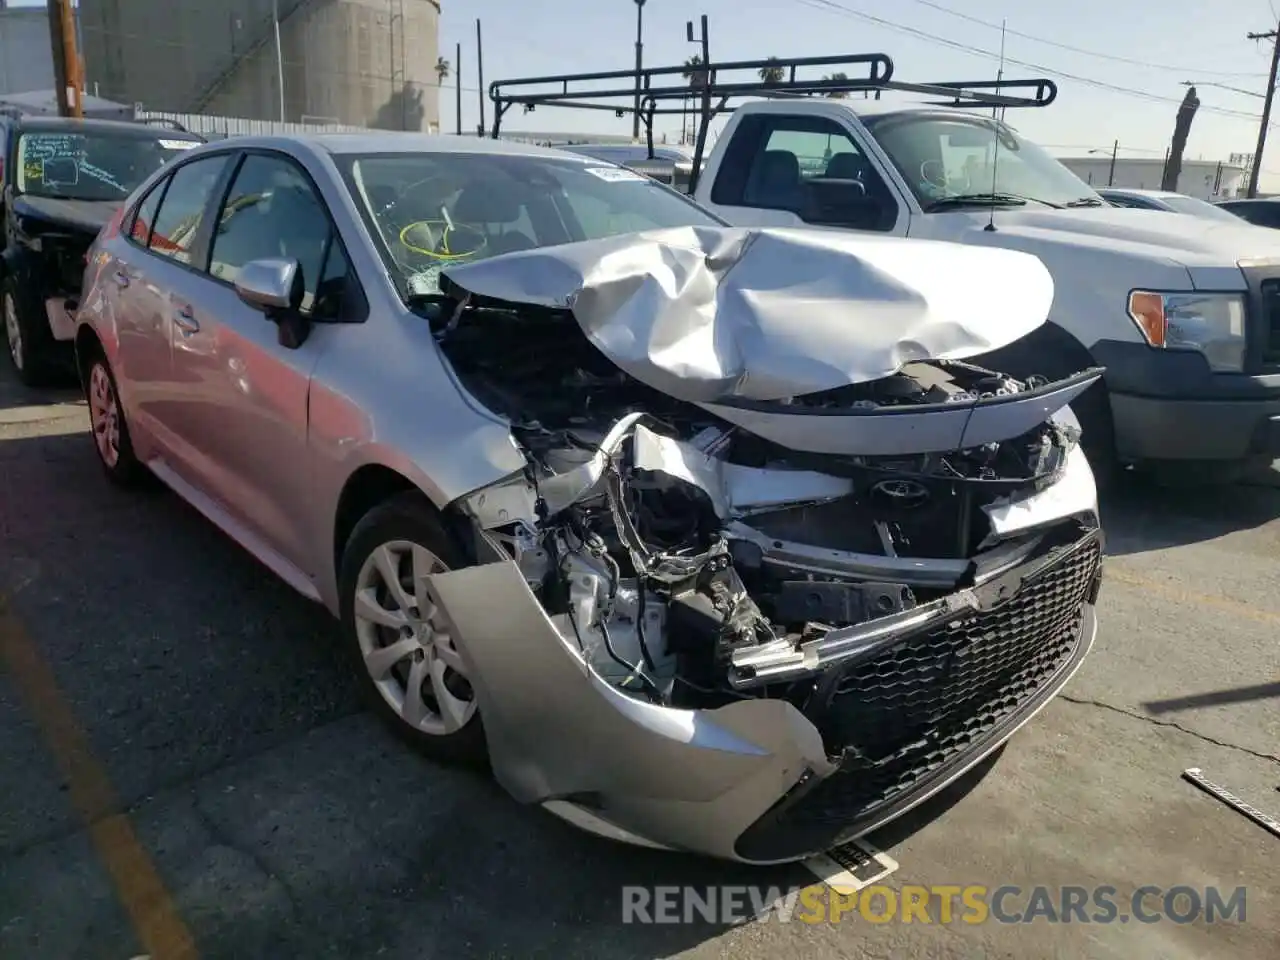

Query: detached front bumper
[1094,340,1280,463]
[427,526,1104,864]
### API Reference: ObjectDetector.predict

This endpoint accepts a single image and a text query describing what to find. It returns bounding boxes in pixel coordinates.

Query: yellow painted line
[0,595,198,960]
[1105,566,1280,627]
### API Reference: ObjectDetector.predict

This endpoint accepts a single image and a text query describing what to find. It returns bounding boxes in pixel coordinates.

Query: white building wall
[1058,157,1246,200]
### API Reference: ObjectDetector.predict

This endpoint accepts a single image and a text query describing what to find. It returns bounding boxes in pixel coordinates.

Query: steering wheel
[397,219,489,265]
[920,159,950,191]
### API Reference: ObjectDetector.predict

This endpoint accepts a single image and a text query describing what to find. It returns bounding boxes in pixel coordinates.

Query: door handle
[173,307,200,336]
[113,270,130,288]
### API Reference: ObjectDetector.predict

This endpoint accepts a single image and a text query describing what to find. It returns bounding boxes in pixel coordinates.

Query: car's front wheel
[338,493,487,766]
[3,278,56,387]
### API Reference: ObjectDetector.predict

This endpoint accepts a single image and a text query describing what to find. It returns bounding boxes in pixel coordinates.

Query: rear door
[106,153,233,453]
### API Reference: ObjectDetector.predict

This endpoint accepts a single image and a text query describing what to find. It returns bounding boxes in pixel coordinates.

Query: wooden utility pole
[46,0,83,118]
[1246,23,1280,198]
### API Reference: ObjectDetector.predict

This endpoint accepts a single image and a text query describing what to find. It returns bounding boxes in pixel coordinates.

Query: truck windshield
[864,114,1099,210]
[342,151,726,299]
[15,131,201,202]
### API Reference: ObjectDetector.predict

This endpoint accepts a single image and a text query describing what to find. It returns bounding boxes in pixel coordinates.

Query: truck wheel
[2,277,56,387]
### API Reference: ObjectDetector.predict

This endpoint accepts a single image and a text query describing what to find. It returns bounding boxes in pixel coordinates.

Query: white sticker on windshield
[159,139,200,150]
[584,166,648,183]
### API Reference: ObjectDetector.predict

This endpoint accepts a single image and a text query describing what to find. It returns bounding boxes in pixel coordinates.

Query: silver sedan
[74,133,1103,863]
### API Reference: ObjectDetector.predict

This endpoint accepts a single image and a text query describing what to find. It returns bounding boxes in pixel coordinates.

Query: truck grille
[1260,279,1280,365]
[735,532,1101,861]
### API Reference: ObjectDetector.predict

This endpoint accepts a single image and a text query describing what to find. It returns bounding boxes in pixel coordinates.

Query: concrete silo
[79,0,442,131]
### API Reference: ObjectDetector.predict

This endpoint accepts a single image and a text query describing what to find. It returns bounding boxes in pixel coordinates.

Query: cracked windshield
[346,153,722,299]
[15,131,198,202]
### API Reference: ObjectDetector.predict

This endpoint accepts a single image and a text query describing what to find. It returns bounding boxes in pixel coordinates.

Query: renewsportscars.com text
[621,884,1248,926]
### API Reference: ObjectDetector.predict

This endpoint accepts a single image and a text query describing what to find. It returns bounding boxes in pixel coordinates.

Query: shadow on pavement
[1099,467,1280,556]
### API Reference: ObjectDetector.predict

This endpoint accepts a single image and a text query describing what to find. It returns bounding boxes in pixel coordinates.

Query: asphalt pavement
[1,362,1278,960]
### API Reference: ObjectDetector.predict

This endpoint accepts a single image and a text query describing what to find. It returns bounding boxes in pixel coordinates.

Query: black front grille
[735,532,1101,862]
[1260,279,1280,366]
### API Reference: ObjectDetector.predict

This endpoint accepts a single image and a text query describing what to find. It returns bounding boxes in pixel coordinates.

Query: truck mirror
[800,178,884,230]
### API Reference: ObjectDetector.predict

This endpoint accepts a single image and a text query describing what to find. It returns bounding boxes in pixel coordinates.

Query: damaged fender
[426,559,836,860]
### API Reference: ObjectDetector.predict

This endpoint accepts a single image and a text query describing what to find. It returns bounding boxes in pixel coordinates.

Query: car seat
[451,180,536,255]
[743,150,804,211]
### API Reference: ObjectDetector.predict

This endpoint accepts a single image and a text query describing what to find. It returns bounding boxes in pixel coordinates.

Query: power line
[899,0,1269,79]
[795,0,1262,121]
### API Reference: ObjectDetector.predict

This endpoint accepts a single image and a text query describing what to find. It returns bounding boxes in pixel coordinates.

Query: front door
[165,151,353,577]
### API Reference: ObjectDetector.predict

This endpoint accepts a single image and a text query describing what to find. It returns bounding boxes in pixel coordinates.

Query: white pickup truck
[684,98,1280,481]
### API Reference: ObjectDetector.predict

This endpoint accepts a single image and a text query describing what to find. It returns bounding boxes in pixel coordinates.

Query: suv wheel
[3,279,55,387]
[338,492,488,766]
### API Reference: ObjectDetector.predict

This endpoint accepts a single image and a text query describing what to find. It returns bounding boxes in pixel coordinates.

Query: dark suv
[1,114,203,384]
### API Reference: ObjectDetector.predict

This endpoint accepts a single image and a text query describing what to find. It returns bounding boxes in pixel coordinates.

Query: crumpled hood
[440,225,1054,403]
[963,207,1280,269]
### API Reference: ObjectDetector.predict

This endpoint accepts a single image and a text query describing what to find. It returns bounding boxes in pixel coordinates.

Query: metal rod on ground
[455,42,462,136]
[476,19,486,138]
[1246,22,1280,198]
[1182,768,1280,840]
[272,0,286,121]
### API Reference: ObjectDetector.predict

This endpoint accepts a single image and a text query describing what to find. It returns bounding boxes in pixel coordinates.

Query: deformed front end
[421,227,1104,863]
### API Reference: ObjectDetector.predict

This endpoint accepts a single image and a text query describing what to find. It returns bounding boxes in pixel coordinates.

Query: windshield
[1159,194,1249,223]
[864,114,1098,209]
[15,131,201,201]
[343,151,725,299]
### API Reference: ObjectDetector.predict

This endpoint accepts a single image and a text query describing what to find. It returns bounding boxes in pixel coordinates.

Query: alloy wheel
[88,362,121,468]
[352,540,476,736]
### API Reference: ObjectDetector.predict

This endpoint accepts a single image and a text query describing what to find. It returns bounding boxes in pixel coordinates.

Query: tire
[3,275,58,387]
[83,350,147,487]
[338,491,488,766]
[975,325,1118,489]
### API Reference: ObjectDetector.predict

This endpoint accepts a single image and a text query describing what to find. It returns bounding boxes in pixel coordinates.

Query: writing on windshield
[16,132,198,202]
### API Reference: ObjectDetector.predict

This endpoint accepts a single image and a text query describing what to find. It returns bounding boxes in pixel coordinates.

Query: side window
[128,177,168,246]
[709,114,896,231]
[208,153,339,315]
[147,156,230,264]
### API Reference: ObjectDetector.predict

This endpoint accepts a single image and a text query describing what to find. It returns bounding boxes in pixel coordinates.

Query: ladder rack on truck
[488,30,1057,193]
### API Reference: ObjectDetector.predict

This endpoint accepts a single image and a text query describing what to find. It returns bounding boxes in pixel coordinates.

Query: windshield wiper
[1064,196,1106,207]
[924,192,1062,212]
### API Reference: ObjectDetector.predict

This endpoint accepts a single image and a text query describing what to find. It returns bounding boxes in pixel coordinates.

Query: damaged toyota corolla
[76,136,1103,865]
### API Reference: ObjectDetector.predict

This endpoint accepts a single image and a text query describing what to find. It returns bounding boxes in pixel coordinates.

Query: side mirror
[234,257,304,313]
[801,178,885,230]
[234,258,310,348]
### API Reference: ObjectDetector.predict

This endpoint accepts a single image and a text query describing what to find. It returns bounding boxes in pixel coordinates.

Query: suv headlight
[1127,291,1246,372]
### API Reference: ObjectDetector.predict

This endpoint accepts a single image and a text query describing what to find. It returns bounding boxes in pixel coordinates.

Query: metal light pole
[632,0,646,141]
[1088,141,1119,186]
[272,0,285,121]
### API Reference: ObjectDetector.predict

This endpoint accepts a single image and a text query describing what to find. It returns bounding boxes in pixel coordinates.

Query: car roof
[242,132,592,159]
[8,115,203,140]
[1217,197,1279,206]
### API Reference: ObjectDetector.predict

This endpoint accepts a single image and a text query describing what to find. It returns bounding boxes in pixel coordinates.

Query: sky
[10,0,1278,190]
[436,0,1280,190]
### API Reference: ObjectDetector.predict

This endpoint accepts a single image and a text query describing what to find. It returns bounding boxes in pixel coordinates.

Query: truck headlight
[1127,291,1246,372]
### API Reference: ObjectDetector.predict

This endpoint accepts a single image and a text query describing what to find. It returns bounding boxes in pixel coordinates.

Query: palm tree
[823,72,849,98]
[682,54,708,89]
[759,57,784,85]
[435,56,451,86]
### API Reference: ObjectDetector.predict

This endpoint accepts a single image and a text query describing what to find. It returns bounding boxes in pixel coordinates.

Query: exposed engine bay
[434,297,1098,712]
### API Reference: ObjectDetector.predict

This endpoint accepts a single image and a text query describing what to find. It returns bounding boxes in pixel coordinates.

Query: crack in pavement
[1059,694,1280,766]
[189,792,302,917]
